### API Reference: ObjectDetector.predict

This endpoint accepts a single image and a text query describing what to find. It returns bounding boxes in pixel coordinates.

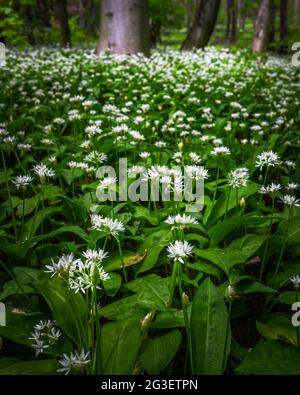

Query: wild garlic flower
[91,215,125,238]
[12,175,33,190]
[68,258,109,294]
[255,151,281,171]
[259,183,281,196]
[280,194,300,207]
[57,350,91,375]
[139,151,151,159]
[227,168,249,188]
[82,248,108,265]
[33,163,55,181]
[98,176,117,189]
[165,214,198,230]
[189,152,202,163]
[211,146,231,156]
[84,151,107,164]
[290,275,300,290]
[45,253,77,278]
[185,165,209,181]
[286,183,298,192]
[167,240,193,263]
[29,320,61,357]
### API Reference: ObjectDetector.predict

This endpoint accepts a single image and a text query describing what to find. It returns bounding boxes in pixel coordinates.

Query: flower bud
[181,292,190,307]
[225,284,235,301]
[240,197,246,210]
[141,311,155,331]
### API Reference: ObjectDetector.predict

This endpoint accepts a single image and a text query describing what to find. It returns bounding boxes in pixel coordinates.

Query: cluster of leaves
[0,47,299,375]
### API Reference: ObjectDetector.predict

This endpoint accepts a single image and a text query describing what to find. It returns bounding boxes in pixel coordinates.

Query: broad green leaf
[99,295,148,321]
[236,340,300,375]
[191,278,230,374]
[100,317,142,375]
[139,330,182,374]
[103,272,121,297]
[135,245,164,274]
[125,274,170,311]
[104,250,147,272]
[151,310,185,329]
[0,360,57,375]
[194,234,267,274]
[256,315,297,345]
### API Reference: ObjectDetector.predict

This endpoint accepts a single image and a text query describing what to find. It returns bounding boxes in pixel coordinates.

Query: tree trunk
[252,0,273,53]
[53,0,72,48]
[269,1,275,44]
[279,0,288,53]
[295,0,300,20]
[226,0,237,43]
[96,0,150,55]
[36,0,51,28]
[238,0,246,30]
[181,0,221,49]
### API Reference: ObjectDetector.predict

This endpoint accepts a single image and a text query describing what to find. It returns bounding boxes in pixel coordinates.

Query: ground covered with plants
[0,48,299,375]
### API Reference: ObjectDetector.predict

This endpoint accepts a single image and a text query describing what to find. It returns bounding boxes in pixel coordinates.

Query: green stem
[222,301,232,374]
[168,260,179,308]
[274,208,291,280]
[117,238,127,283]
[212,167,220,205]
[224,188,231,221]
[1,148,17,239]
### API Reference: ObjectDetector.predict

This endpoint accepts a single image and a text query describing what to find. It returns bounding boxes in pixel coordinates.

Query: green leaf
[278,291,298,305]
[135,245,164,274]
[236,340,300,375]
[208,216,268,246]
[125,274,170,311]
[99,295,148,321]
[256,315,297,345]
[103,272,121,297]
[0,311,43,347]
[104,250,147,272]
[60,169,83,185]
[151,310,185,329]
[191,278,230,374]
[194,234,267,275]
[0,360,57,375]
[100,317,142,374]
[133,206,158,226]
[206,182,259,227]
[139,330,182,374]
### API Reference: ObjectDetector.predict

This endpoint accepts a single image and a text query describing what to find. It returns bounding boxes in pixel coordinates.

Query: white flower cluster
[167,240,193,263]
[29,319,61,356]
[45,250,110,294]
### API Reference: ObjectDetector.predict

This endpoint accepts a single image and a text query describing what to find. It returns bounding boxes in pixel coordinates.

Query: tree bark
[53,0,72,48]
[295,0,300,20]
[96,0,150,55]
[226,0,237,43]
[252,0,273,53]
[279,0,288,53]
[181,0,221,49]
[238,0,246,30]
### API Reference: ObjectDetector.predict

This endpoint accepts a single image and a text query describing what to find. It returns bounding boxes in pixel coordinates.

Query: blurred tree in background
[0,0,299,53]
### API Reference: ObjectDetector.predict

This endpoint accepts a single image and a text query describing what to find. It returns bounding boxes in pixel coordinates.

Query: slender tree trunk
[295,0,300,20]
[252,0,273,52]
[181,0,221,49]
[53,0,72,48]
[279,0,288,53]
[36,0,51,28]
[150,19,161,48]
[238,0,246,30]
[269,1,276,44]
[226,0,237,43]
[96,0,149,55]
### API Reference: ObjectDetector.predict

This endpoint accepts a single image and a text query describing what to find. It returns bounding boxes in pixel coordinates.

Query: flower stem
[168,260,179,307]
